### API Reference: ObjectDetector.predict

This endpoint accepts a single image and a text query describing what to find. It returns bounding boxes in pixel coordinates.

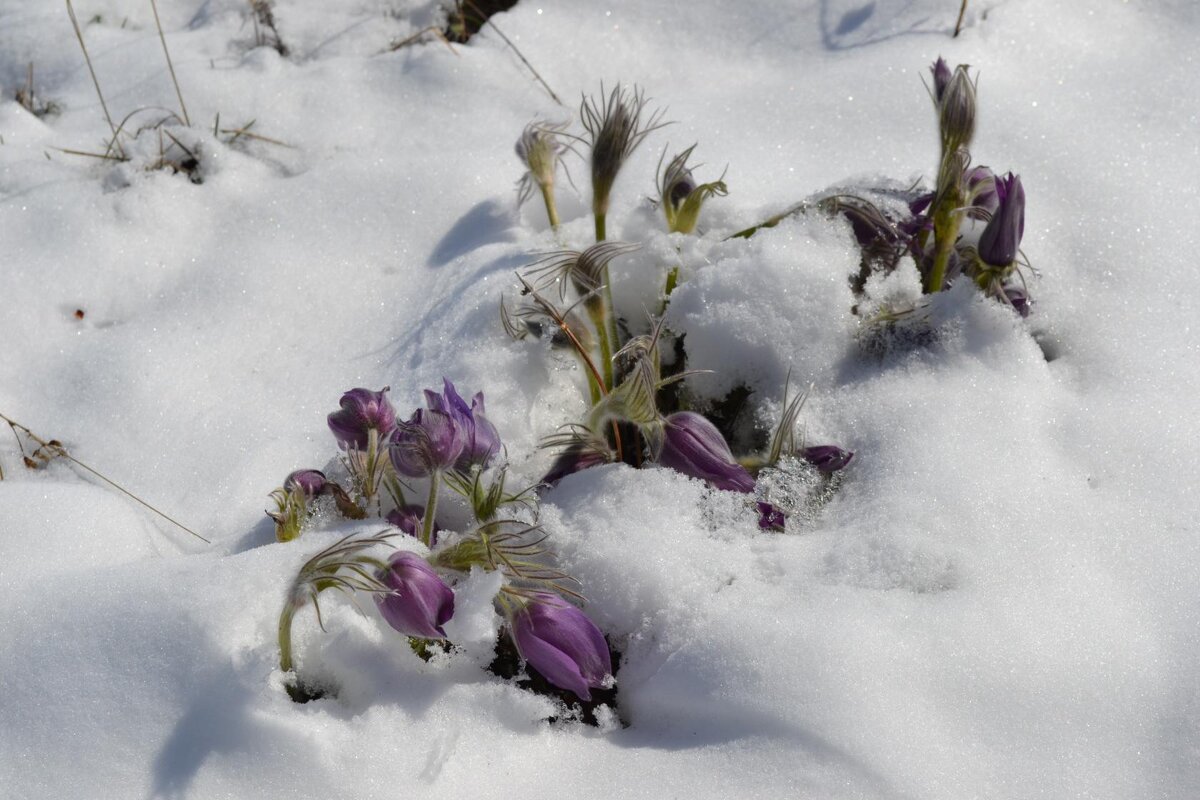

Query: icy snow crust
[2,0,1199,797]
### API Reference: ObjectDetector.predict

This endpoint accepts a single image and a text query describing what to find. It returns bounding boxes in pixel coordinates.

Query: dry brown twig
[0,411,210,543]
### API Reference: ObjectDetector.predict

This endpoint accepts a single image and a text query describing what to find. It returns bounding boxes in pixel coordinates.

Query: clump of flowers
[502,84,854,534]
[269,380,614,708]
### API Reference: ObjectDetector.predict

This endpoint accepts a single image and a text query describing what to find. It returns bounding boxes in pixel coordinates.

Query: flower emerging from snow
[389,407,465,478]
[423,379,501,473]
[510,592,612,702]
[375,551,455,640]
[328,387,397,451]
[283,469,327,498]
[657,411,755,493]
[801,445,855,474]
[977,172,1025,268]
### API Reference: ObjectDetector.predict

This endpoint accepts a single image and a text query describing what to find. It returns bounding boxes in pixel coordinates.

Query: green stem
[540,183,560,231]
[586,298,615,391]
[278,600,297,674]
[594,211,606,243]
[925,199,961,294]
[422,471,441,547]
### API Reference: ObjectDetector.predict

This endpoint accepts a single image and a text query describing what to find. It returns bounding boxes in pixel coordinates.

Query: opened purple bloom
[375,551,455,640]
[283,469,327,498]
[802,445,854,474]
[424,379,501,472]
[511,593,612,702]
[978,172,1025,268]
[386,504,427,540]
[658,411,755,493]
[390,408,465,478]
[328,387,397,451]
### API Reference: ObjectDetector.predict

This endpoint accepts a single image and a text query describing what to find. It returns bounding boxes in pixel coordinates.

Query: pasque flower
[657,411,755,493]
[801,445,855,474]
[423,379,501,472]
[283,469,327,498]
[375,551,455,640]
[977,172,1025,268]
[389,408,465,478]
[510,593,612,702]
[386,504,426,539]
[328,388,397,451]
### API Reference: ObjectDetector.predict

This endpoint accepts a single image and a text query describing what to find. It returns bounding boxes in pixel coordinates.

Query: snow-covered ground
[2,1,1198,797]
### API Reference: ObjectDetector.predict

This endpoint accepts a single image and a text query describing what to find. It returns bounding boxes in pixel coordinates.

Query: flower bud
[801,445,854,474]
[389,408,465,478]
[930,57,952,101]
[1001,283,1032,317]
[283,469,327,499]
[977,172,1025,268]
[375,551,455,640]
[966,165,998,215]
[328,388,397,451]
[386,504,426,539]
[510,593,612,702]
[938,64,976,152]
[541,443,612,486]
[658,411,755,493]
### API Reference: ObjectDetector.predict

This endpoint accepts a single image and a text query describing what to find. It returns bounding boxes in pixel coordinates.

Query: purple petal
[659,412,755,493]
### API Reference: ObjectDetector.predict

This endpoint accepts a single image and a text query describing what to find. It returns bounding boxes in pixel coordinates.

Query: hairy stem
[540,183,560,231]
[278,600,298,673]
[422,471,441,547]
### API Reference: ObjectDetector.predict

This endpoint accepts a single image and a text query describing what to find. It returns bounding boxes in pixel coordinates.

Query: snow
[2,0,1199,798]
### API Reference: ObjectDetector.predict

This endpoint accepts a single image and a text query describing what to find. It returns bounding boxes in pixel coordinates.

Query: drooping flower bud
[283,469,327,499]
[657,411,755,493]
[389,408,465,478]
[977,172,1025,268]
[386,504,426,539]
[327,388,397,451]
[424,379,501,473]
[375,551,455,640]
[801,445,855,474]
[510,592,612,702]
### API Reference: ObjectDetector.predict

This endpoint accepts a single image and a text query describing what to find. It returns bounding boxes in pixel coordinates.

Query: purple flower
[978,172,1025,268]
[375,551,455,640]
[389,408,465,478]
[386,504,427,539]
[424,379,501,472]
[283,469,327,498]
[757,501,786,531]
[328,388,397,451]
[931,57,952,101]
[658,411,755,493]
[511,593,612,702]
[802,445,855,474]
